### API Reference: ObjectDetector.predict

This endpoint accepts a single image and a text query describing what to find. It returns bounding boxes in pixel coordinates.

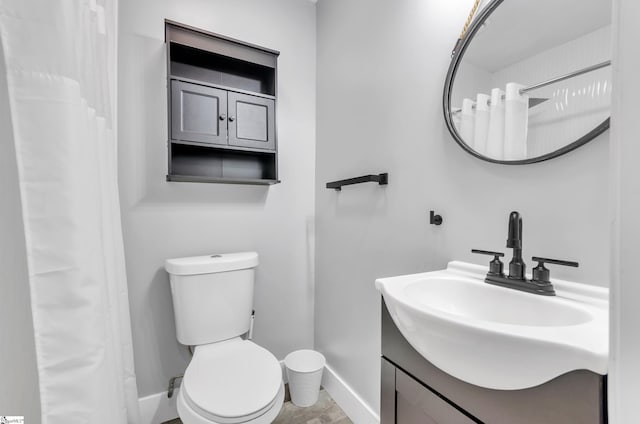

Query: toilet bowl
[165,252,284,424]
[177,338,284,424]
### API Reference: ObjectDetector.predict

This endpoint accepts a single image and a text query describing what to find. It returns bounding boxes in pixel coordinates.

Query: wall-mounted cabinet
[165,21,280,185]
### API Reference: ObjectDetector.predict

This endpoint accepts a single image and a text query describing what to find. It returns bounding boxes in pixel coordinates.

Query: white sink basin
[375,261,608,390]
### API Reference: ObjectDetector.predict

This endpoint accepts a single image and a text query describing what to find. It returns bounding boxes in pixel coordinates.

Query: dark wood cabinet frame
[165,20,280,185]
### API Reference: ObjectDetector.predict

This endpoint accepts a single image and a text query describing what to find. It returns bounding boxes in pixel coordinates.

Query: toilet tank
[165,252,259,346]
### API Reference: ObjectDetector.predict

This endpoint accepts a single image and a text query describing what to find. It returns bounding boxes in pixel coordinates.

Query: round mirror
[443,0,612,164]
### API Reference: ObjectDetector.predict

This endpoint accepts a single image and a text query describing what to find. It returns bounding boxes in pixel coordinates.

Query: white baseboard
[138,389,179,424]
[321,364,380,424]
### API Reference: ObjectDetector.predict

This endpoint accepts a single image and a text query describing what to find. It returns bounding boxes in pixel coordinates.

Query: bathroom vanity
[380,301,607,423]
[376,261,609,424]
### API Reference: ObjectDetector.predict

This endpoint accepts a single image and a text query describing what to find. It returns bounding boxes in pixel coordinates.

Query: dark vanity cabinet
[166,21,279,185]
[381,301,607,424]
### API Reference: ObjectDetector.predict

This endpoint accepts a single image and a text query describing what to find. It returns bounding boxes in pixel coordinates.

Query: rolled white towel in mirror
[504,82,529,160]
[460,98,475,145]
[486,88,505,159]
[473,93,490,155]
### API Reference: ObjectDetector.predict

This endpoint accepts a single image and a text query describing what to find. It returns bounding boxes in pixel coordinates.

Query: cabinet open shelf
[169,75,276,100]
[170,139,277,154]
[169,142,278,184]
[170,43,276,96]
[166,175,280,185]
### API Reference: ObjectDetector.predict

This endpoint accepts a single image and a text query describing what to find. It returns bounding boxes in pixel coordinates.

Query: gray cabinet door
[171,80,228,145]
[227,92,275,150]
[396,369,475,424]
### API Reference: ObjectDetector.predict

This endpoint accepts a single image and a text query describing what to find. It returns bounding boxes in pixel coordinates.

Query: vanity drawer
[396,368,476,424]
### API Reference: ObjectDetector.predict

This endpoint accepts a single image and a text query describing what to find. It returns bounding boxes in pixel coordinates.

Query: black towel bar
[326,173,388,191]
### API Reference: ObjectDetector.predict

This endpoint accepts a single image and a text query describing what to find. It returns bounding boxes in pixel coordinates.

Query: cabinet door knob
[219,114,226,121]
[229,116,236,122]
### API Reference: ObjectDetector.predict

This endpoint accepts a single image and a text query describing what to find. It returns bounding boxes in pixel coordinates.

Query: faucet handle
[471,249,505,277]
[471,249,505,257]
[531,257,579,283]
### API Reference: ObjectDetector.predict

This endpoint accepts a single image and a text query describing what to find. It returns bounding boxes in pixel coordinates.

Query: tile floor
[164,389,352,424]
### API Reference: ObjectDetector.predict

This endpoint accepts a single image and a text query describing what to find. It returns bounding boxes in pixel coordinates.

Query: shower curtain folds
[0,0,140,422]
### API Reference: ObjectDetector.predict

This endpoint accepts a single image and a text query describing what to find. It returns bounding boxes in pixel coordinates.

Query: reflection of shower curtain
[504,82,529,160]
[454,83,529,159]
[0,1,140,423]
[460,98,475,142]
[473,93,490,155]
[486,88,505,159]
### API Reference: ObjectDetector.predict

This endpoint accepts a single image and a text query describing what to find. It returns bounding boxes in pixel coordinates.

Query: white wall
[608,0,640,421]
[315,0,609,414]
[0,40,41,422]
[118,0,316,397]
[450,61,492,107]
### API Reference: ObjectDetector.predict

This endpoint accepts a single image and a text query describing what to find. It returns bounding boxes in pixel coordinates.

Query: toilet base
[177,382,285,424]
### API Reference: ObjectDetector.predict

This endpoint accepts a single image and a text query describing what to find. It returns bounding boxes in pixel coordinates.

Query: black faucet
[506,211,525,281]
[472,211,579,296]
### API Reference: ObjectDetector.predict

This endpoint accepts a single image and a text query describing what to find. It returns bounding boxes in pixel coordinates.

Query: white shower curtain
[454,82,529,160]
[473,93,490,155]
[504,82,529,160]
[0,1,139,423]
[486,87,505,159]
[460,98,475,143]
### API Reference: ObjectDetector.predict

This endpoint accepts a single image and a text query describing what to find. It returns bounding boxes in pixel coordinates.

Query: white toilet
[165,252,284,424]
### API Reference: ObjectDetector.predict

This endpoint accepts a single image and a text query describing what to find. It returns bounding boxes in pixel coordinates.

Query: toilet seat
[179,338,283,424]
[177,382,284,424]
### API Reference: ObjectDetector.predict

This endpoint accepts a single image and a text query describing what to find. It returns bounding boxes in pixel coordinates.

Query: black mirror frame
[442,0,610,165]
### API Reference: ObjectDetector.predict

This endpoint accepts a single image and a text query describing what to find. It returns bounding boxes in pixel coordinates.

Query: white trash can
[284,349,326,407]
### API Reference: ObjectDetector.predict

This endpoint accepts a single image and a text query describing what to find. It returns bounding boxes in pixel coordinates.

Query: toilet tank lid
[165,252,258,275]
